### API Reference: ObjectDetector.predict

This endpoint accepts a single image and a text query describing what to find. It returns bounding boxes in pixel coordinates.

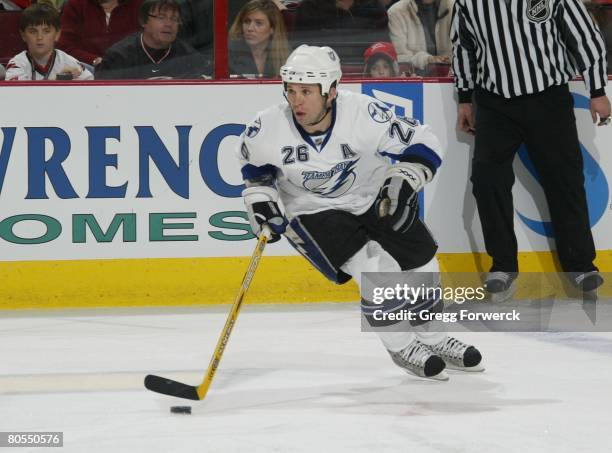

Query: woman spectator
[57,0,143,68]
[388,0,452,73]
[228,0,289,78]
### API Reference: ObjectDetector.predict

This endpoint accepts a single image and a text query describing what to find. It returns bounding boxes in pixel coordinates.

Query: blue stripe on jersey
[380,143,442,169]
[241,163,278,182]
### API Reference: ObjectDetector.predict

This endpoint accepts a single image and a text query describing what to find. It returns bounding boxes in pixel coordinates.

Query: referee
[451,0,611,296]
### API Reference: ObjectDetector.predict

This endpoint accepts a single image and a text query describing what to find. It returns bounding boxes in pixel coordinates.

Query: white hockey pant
[340,240,446,352]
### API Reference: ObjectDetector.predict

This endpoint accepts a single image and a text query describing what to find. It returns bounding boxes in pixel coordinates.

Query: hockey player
[237,44,483,380]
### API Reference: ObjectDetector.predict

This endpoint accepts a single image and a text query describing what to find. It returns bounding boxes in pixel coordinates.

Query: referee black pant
[471,84,597,273]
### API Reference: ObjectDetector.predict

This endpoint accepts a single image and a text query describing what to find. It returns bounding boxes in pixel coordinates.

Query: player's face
[21,24,60,61]
[143,6,180,49]
[286,83,336,131]
[242,10,273,48]
[369,59,393,78]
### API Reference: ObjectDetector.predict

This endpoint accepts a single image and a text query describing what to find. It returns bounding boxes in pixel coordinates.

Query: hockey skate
[484,271,518,302]
[388,339,449,381]
[569,271,603,301]
[427,336,484,372]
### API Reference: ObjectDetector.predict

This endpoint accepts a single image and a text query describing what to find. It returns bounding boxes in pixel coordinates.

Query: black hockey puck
[170,406,192,414]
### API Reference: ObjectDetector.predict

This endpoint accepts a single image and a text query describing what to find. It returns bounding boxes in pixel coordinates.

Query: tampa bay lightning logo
[246,117,261,138]
[368,102,392,123]
[302,159,359,197]
[516,92,609,237]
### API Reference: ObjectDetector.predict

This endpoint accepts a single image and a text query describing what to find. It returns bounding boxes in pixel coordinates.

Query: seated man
[5,4,93,80]
[96,0,211,79]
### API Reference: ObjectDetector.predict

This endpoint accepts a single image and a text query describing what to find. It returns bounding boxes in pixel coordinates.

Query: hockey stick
[144,226,271,401]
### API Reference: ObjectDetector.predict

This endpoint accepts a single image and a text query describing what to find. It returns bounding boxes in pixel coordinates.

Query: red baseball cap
[364,42,398,63]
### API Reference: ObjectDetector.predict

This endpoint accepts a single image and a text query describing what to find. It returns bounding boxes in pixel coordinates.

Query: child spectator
[57,0,143,68]
[363,41,401,77]
[95,0,211,79]
[228,0,289,78]
[5,4,93,80]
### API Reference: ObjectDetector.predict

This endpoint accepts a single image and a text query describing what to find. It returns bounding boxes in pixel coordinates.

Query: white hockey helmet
[280,45,342,96]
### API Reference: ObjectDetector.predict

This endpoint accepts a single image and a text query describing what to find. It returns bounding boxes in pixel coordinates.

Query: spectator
[363,41,401,76]
[5,4,93,80]
[57,0,143,68]
[388,0,452,73]
[95,0,211,79]
[293,0,389,63]
[0,63,6,80]
[228,0,289,78]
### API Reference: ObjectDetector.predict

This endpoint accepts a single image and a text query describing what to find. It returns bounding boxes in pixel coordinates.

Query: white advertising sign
[0,81,609,262]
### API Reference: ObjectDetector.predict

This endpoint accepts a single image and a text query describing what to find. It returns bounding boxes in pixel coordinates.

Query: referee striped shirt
[451,0,608,102]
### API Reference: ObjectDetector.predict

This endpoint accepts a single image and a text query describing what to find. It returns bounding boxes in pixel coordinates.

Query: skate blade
[402,369,450,381]
[446,363,485,372]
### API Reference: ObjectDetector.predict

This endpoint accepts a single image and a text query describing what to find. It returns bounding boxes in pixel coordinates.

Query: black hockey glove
[374,163,431,233]
[242,186,288,243]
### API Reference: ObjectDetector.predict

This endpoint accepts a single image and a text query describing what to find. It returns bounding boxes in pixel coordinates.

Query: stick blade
[144,374,201,400]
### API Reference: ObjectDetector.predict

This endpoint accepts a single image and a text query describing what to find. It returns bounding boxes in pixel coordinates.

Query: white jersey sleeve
[5,52,30,81]
[236,104,287,187]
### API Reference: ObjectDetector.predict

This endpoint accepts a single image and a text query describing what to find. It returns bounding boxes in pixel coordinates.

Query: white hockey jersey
[5,50,93,81]
[238,90,444,218]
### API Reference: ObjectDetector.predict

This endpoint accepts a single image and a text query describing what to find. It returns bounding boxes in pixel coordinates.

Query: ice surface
[1,303,611,453]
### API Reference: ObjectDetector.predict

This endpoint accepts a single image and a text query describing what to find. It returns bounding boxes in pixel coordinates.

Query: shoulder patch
[368,102,393,123]
[246,117,262,138]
